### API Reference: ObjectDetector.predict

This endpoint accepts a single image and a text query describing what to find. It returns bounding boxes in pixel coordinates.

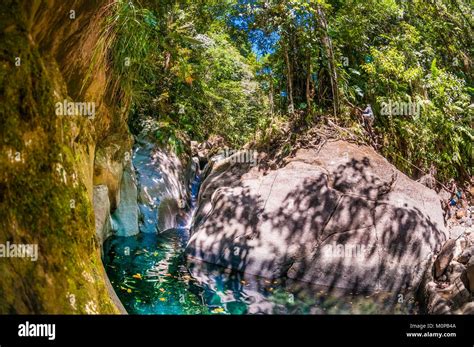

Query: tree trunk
[164,51,171,71]
[283,40,294,114]
[316,4,339,117]
[269,75,274,116]
[306,54,312,113]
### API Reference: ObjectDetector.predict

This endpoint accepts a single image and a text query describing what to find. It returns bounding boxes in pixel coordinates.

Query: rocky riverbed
[93,132,474,315]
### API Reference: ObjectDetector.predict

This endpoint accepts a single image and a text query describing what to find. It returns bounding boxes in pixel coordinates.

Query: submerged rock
[187,140,448,295]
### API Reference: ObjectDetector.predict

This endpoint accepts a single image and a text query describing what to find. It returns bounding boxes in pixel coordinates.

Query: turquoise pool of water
[103,143,418,314]
[103,229,418,315]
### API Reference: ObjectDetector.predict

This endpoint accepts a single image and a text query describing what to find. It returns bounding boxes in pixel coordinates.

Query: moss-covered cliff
[0,0,131,313]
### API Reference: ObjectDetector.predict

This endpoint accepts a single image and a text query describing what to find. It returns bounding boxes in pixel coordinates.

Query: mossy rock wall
[0,0,131,313]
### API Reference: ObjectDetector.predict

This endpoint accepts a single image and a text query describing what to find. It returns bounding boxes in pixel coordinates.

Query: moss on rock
[0,0,128,313]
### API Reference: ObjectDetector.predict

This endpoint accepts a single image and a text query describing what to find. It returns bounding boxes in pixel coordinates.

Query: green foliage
[358,14,472,181]
[107,0,472,182]
[107,1,158,100]
[325,0,473,181]
[106,0,267,148]
[0,2,118,312]
[172,31,267,145]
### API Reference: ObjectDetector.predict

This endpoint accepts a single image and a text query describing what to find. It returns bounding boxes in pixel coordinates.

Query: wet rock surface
[111,160,140,237]
[133,138,191,233]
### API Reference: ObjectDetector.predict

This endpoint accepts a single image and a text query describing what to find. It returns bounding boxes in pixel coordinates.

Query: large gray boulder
[186,140,448,295]
[93,184,112,245]
[111,160,139,237]
[133,139,191,233]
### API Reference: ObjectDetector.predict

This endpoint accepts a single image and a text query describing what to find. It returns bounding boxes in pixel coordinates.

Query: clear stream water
[103,145,418,315]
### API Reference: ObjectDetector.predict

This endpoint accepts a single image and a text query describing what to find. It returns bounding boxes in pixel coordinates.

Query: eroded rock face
[111,161,139,237]
[93,185,112,245]
[466,257,474,292]
[434,239,456,279]
[421,230,474,314]
[133,138,191,233]
[186,141,448,295]
[0,0,124,313]
[93,145,128,211]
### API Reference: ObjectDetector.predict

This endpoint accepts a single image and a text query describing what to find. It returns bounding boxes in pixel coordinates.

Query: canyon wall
[0,0,130,313]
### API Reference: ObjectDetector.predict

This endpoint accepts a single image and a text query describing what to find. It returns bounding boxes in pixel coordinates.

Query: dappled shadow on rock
[186,141,448,306]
